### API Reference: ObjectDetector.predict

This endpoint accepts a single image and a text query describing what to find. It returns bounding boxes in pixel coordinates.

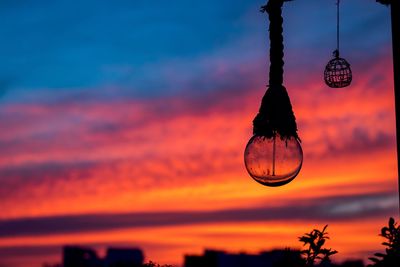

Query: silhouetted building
[184,249,303,267]
[105,248,144,267]
[42,264,62,267]
[184,249,365,267]
[62,246,144,267]
[63,246,102,267]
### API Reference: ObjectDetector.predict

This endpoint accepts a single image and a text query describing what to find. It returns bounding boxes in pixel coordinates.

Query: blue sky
[0,0,255,94]
[0,0,391,100]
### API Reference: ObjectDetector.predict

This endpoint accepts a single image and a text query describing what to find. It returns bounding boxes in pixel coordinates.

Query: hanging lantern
[244,0,303,187]
[324,50,352,88]
[324,0,352,88]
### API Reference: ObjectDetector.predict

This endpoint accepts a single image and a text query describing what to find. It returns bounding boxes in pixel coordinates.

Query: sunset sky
[0,0,398,266]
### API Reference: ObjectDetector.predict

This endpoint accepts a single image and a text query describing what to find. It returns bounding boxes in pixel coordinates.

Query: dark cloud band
[0,191,396,238]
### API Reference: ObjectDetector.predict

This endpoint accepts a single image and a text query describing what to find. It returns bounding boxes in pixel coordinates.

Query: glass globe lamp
[244,134,303,187]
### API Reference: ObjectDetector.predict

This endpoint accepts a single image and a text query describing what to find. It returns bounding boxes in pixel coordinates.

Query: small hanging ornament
[244,0,303,187]
[324,0,352,88]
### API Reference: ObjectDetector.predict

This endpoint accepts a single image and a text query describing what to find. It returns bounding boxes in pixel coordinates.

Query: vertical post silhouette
[390,0,400,217]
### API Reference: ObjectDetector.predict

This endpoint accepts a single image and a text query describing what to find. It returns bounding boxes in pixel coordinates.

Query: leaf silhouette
[368,217,400,266]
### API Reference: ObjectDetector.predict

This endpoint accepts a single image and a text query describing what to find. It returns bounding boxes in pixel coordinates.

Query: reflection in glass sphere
[244,134,303,187]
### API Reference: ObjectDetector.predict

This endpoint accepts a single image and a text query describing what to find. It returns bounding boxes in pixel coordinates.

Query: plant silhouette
[368,217,400,267]
[298,225,338,267]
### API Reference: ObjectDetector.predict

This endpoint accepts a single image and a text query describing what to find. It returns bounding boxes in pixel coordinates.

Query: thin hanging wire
[336,0,340,57]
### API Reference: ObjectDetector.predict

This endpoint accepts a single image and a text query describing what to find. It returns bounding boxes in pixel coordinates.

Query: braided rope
[253,0,299,141]
[262,0,284,86]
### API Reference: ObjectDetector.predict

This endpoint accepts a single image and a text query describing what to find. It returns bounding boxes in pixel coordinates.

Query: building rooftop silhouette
[184,249,303,267]
[63,246,144,267]
[43,246,366,267]
[184,249,364,267]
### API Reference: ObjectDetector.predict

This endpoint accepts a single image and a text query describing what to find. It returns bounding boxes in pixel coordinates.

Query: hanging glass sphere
[244,134,303,187]
[324,56,352,88]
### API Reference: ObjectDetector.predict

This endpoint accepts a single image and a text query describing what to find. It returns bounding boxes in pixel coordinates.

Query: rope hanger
[324,0,352,88]
[336,0,340,54]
